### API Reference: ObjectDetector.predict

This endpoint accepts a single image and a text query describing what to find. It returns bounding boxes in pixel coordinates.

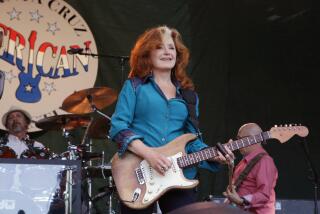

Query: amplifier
[210,196,318,214]
[0,158,81,214]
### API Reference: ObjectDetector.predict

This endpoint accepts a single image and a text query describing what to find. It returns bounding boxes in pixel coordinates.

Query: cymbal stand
[64,167,73,214]
[79,118,95,214]
[92,176,116,214]
[61,128,77,160]
[86,138,93,214]
[60,128,76,213]
[107,176,116,214]
[62,128,72,143]
[86,94,111,121]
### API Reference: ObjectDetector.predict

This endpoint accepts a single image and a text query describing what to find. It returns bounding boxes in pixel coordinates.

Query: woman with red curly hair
[110,26,232,213]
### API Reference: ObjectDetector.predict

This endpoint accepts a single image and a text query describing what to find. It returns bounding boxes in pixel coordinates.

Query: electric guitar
[16,71,41,103]
[111,125,308,209]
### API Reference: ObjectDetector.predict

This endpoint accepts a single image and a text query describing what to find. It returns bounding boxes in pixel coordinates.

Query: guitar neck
[177,131,271,168]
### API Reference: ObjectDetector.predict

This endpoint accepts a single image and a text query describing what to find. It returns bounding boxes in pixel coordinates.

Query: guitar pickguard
[139,152,197,204]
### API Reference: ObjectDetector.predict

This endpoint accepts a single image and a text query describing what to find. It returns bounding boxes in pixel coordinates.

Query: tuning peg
[285,124,288,127]
[274,125,278,127]
[289,124,292,127]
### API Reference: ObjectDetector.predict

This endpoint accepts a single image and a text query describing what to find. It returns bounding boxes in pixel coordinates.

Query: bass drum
[0,191,42,214]
[0,146,16,158]
[20,147,52,159]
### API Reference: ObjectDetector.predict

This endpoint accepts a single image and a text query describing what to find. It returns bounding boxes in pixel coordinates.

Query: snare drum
[0,146,17,158]
[20,147,52,159]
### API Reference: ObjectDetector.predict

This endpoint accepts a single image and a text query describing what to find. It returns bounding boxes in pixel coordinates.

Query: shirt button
[161,138,165,142]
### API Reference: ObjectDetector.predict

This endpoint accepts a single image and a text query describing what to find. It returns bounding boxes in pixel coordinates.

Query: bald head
[237,123,263,155]
[237,123,263,138]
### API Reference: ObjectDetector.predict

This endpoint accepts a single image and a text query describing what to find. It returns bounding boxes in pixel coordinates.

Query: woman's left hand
[211,140,235,164]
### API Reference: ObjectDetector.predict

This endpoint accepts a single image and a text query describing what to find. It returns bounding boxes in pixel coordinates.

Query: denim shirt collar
[141,73,182,96]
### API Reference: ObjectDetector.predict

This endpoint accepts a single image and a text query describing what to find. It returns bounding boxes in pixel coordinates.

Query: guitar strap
[234,152,266,190]
[180,89,200,132]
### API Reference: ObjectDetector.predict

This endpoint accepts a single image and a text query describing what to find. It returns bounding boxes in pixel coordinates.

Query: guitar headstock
[269,124,309,143]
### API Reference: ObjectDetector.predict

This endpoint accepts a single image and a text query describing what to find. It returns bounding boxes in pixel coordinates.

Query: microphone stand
[75,51,129,84]
[300,138,319,214]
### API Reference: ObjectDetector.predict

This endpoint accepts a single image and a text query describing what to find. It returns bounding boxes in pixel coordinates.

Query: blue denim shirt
[109,76,220,179]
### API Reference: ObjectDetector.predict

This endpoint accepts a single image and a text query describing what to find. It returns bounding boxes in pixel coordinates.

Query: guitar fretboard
[177,131,270,168]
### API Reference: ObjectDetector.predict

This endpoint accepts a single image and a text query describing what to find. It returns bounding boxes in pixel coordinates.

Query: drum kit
[0,86,120,213]
[34,86,117,164]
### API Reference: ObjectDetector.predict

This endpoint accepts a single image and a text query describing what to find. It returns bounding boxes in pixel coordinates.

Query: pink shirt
[233,147,278,214]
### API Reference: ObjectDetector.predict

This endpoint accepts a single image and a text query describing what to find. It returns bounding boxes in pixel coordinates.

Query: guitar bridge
[135,167,145,184]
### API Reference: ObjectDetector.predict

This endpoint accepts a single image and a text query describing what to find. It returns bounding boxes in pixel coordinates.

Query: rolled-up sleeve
[184,94,220,172]
[109,80,143,156]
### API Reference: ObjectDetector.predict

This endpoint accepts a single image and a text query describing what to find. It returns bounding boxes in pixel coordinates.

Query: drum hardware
[61,87,115,135]
[60,145,103,162]
[34,114,100,161]
[91,176,117,214]
[60,88,114,214]
[88,117,110,139]
[81,151,103,162]
[47,165,79,214]
[32,87,117,213]
[20,147,52,159]
[83,164,112,179]
[64,167,73,214]
[83,163,118,214]
[87,117,110,139]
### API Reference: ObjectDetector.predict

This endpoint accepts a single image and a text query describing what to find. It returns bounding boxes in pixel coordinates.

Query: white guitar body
[111,134,199,209]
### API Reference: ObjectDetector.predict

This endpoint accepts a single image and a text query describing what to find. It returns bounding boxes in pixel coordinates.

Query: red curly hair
[129,26,194,90]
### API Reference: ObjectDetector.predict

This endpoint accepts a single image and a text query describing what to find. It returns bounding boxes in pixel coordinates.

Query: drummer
[1,106,44,158]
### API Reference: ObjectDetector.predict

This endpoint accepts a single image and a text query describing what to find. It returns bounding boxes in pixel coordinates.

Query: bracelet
[241,197,250,206]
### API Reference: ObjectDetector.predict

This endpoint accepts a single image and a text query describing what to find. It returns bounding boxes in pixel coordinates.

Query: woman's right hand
[128,139,172,176]
[144,149,172,176]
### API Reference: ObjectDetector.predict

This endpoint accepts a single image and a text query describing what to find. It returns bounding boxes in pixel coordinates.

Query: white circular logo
[0,0,98,131]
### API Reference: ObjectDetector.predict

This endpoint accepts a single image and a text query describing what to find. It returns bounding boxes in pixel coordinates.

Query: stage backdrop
[1,0,319,210]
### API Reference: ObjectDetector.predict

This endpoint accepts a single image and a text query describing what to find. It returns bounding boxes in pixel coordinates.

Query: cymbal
[61,87,117,114]
[168,202,250,214]
[87,117,110,139]
[35,114,91,130]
